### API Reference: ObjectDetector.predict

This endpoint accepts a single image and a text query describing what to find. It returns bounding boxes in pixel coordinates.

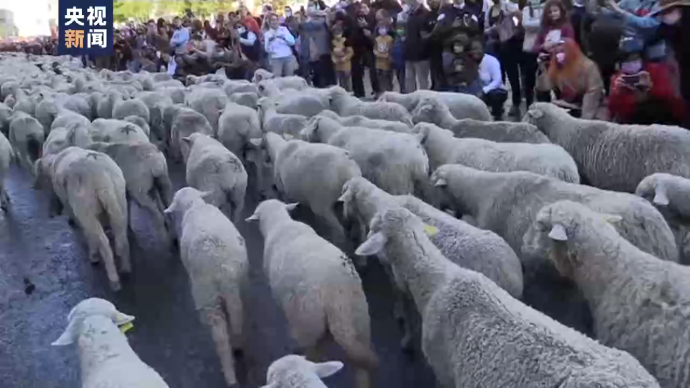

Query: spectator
[608,37,685,125]
[239,6,262,37]
[537,38,607,119]
[484,0,523,116]
[470,38,508,119]
[374,22,394,93]
[532,0,574,53]
[349,3,379,97]
[264,13,298,77]
[332,24,355,91]
[170,16,190,56]
[444,33,481,93]
[392,22,407,92]
[522,0,544,108]
[404,0,434,92]
[425,0,445,90]
[300,2,335,87]
[605,0,666,60]
[235,21,260,63]
[435,0,484,46]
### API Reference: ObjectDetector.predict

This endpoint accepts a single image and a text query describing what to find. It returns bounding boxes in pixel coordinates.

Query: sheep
[339,177,523,349]
[42,123,92,158]
[355,206,660,388]
[134,91,173,146]
[52,298,169,388]
[416,123,580,183]
[432,164,679,332]
[246,200,378,388]
[636,173,690,264]
[217,102,262,163]
[257,97,308,137]
[0,102,12,136]
[315,110,413,133]
[329,87,412,125]
[54,93,91,120]
[246,133,362,250]
[156,86,187,104]
[185,87,228,132]
[260,355,344,388]
[522,200,690,388]
[169,107,214,162]
[50,109,91,132]
[252,68,275,84]
[412,98,550,144]
[89,119,149,144]
[301,116,429,198]
[4,94,15,109]
[112,97,150,125]
[96,91,126,119]
[223,79,259,96]
[228,91,258,109]
[88,141,173,243]
[183,133,247,223]
[42,147,129,291]
[270,92,330,118]
[379,90,492,121]
[9,112,45,172]
[0,130,13,210]
[164,188,248,388]
[523,102,690,192]
[123,115,151,138]
[257,76,309,95]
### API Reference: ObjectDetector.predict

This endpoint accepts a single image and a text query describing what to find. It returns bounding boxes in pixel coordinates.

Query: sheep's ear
[415,125,430,144]
[259,384,278,388]
[312,361,344,378]
[527,109,543,119]
[163,203,175,214]
[200,191,215,204]
[653,190,670,206]
[52,319,79,346]
[248,138,262,148]
[355,232,387,256]
[282,133,294,140]
[337,188,352,203]
[433,177,447,187]
[114,312,135,325]
[245,213,259,222]
[600,214,623,226]
[548,224,568,242]
[181,136,192,146]
[285,203,299,212]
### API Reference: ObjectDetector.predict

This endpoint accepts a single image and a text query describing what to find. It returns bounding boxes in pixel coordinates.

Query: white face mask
[556,52,566,64]
[237,27,246,34]
[285,10,292,17]
[378,28,388,35]
[662,9,682,25]
[308,5,318,11]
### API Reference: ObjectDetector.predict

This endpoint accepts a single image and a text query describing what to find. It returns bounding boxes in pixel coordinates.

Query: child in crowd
[331,25,353,91]
[392,25,406,93]
[373,23,394,94]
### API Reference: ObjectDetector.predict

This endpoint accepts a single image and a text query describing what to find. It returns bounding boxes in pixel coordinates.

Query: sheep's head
[522,103,568,131]
[52,298,135,346]
[337,177,373,220]
[252,68,275,84]
[300,116,323,142]
[521,201,621,280]
[356,207,432,259]
[246,199,298,223]
[261,355,344,388]
[412,122,434,145]
[635,173,671,207]
[430,165,452,188]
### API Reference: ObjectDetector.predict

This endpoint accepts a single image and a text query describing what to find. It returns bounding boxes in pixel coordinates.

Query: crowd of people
[21,0,689,126]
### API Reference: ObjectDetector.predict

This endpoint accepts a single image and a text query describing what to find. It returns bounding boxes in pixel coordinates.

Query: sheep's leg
[112,213,131,274]
[0,180,9,211]
[223,292,245,353]
[328,314,377,388]
[201,305,238,387]
[399,294,418,352]
[320,208,348,253]
[131,190,168,242]
[229,189,245,224]
[73,204,120,290]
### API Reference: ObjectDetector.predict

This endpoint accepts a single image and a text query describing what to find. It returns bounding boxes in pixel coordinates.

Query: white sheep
[636,173,690,264]
[0,102,13,136]
[223,79,259,96]
[89,119,149,144]
[42,123,92,158]
[416,123,580,183]
[412,98,550,144]
[228,91,258,109]
[169,107,214,162]
[339,177,523,349]
[329,87,412,125]
[252,68,275,84]
[270,91,330,118]
[316,110,413,133]
[96,91,126,119]
[112,98,150,125]
[257,97,308,137]
[355,207,660,388]
[432,164,679,332]
[247,132,362,250]
[301,116,429,198]
[183,133,247,223]
[247,199,378,388]
[9,111,45,172]
[164,188,248,387]
[257,76,309,95]
[522,200,690,388]
[52,298,169,388]
[185,87,228,132]
[524,102,690,192]
[379,90,492,121]
[217,102,262,164]
[260,355,344,388]
[0,130,13,210]
[123,115,151,138]
[43,147,130,291]
[88,141,173,243]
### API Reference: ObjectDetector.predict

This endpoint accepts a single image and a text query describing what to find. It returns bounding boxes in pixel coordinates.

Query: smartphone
[621,74,640,85]
[512,16,519,26]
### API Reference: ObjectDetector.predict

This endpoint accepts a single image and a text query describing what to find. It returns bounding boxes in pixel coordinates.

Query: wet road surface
[0,161,437,388]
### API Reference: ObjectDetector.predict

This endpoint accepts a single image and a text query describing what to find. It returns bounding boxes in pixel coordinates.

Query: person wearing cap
[608,37,685,125]
[653,0,690,127]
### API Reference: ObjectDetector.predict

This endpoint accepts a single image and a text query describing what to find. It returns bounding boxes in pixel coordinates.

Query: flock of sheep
[1,52,690,388]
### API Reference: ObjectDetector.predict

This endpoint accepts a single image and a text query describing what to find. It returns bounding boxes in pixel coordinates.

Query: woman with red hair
[536,38,607,119]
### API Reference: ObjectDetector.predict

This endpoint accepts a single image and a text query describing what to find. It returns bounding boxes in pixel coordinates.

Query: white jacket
[522,4,543,52]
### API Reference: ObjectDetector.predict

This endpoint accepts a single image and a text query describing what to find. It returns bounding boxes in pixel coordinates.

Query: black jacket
[404,7,436,61]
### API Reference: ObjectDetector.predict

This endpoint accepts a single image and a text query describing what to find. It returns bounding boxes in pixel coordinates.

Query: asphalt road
[0,161,437,388]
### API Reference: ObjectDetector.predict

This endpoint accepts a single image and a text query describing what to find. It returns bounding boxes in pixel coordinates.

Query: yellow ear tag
[423,224,439,236]
[119,322,134,334]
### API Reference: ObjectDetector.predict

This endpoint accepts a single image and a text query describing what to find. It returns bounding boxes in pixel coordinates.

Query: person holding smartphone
[264,13,298,77]
[608,37,685,125]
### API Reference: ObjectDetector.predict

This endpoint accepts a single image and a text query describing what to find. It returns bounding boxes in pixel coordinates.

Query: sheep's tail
[325,267,379,371]
[96,171,128,240]
[629,203,680,262]
[219,156,247,222]
[26,135,42,163]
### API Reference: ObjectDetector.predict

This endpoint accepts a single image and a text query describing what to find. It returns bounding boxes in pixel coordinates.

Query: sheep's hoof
[67,218,76,227]
[109,280,122,292]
